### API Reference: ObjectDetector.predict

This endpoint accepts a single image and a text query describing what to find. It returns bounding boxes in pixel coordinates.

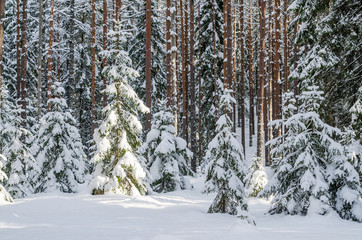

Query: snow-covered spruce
[263,86,345,216]
[90,21,149,197]
[327,98,362,222]
[0,154,13,203]
[33,83,86,193]
[0,87,39,198]
[245,157,267,198]
[139,110,193,193]
[203,91,251,221]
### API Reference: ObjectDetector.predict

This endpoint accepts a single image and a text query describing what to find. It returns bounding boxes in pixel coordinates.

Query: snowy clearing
[0,177,361,240]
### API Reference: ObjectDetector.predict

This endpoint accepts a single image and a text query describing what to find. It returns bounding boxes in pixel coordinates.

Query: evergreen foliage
[196,0,224,152]
[139,110,193,193]
[0,154,13,203]
[204,91,249,218]
[263,86,353,216]
[0,88,39,198]
[33,83,86,193]
[245,157,267,198]
[90,21,149,196]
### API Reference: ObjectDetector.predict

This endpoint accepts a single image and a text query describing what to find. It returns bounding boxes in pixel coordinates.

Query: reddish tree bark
[257,0,266,160]
[91,0,96,134]
[20,0,28,122]
[16,0,21,99]
[145,0,152,132]
[103,0,108,107]
[239,0,245,154]
[248,5,254,146]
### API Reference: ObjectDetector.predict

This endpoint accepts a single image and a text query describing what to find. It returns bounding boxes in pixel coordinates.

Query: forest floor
[0,176,361,240]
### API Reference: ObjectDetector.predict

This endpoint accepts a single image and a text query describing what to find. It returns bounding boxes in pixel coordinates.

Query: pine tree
[0,154,13,203]
[90,21,149,196]
[0,88,39,198]
[195,0,224,153]
[139,110,193,193]
[263,86,341,215]
[203,90,250,220]
[128,0,166,110]
[33,82,86,193]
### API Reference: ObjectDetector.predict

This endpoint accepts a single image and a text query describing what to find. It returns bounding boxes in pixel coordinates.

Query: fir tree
[203,90,250,220]
[90,21,149,196]
[139,110,193,193]
[0,88,39,198]
[196,0,224,152]
[263,86,342,215]
[33,82,86,193]
[0,154,13,203]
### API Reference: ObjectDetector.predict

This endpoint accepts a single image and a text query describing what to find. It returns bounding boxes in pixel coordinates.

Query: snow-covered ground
[0,177,361,240]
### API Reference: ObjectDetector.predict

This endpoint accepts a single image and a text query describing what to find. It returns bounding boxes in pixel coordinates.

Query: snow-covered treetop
[299,86,325,113]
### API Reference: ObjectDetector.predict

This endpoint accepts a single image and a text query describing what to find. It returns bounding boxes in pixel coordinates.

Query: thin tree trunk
[274,0,282,135]
[213,0,218,117]
[248,5,254,146]
[180,0,187,142]
[166,0,172,109]
[257,0,266,160]
[190,0,196,171]
[184,0,189,144]
[283,0,289,92]
[16,0,21,99]
[103,0,108,107]
[266,0,273,166]
[293,18,299,111]
[171,0,178,129]
[197,2,202,166]
[36,0,44,120]
[48,0,55,111]
[56,1,61,83]
[145,0,152,132]
[21,0,28,122]
[223,0,228,88]
[227,0,232,90]
[91,0,96,134]
[0,0,5,110]
[69,0,75,106]
[239,0,245,155]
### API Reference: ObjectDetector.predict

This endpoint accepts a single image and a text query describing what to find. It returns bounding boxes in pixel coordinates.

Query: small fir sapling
[203,90,253,223]
[139,110,193,193]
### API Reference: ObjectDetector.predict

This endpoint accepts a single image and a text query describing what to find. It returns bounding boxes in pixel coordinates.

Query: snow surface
[0,176,361,240]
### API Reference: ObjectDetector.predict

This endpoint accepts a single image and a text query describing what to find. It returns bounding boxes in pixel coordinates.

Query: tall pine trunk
[190,0,196,171]
[37,0,44,120]
[102,0,108,107]
[248,5,254,146]
[91,0,96,134]
[239,0,245,155]
[48,0,55,111]
[0,0,4,110]
[145,0,152,132]
[166,0,172,108]
[257,0,266,160]
[21,0,28,123]
[16,0,21,99]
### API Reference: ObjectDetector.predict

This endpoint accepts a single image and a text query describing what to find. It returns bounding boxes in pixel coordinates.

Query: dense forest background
[0,0,361,222]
